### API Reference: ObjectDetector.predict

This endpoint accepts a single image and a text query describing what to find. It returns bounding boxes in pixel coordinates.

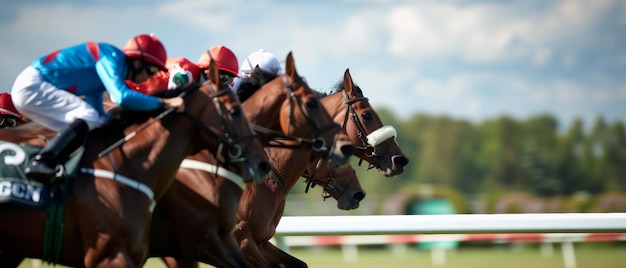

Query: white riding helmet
[239,49,283,76]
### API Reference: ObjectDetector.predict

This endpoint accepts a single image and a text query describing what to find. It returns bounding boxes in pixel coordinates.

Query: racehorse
[0,60,269,267]
[233,68,410,267]
[147,52,357,268]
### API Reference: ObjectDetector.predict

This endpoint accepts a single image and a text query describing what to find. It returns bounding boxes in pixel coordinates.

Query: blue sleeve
[84,93,105,116]
[94,52,161,111]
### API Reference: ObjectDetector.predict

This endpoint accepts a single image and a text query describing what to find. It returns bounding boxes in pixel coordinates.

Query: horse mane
[310,77,363,99]
[332,79,362,96]
[236,69,280,102]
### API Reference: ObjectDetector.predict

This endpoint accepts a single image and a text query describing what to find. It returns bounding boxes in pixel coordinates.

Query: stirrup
[25,162,64,184]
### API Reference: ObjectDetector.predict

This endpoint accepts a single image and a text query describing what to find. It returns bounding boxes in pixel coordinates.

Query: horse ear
[343,68,355,96]
[208,59,220,86]
[285,51,297,78]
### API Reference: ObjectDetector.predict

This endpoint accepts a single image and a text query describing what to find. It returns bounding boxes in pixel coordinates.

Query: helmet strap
[206,49,215,61]
[246,56,255,71]
[201,49,216,81]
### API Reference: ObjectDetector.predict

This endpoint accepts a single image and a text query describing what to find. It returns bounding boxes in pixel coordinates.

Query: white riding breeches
[11,66,105,131]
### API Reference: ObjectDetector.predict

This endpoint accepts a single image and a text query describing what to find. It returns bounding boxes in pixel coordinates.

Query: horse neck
[321,92,347,124]
[265,146,314,191]
[242,84,287,128]
[94,117,198,200]
[0,122,55,144]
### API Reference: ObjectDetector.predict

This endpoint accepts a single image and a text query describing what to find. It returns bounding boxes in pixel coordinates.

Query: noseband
[340,90,397,171]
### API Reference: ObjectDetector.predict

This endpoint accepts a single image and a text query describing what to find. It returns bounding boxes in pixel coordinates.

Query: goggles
[203,70,236,85]
[219,72,235,85]
[0,116,18,128]
[145,64,160,75]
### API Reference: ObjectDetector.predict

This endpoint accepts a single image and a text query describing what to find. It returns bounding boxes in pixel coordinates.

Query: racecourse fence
[272,213,626,268]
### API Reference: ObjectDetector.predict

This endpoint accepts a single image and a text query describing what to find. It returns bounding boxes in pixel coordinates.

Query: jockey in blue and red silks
[10,33,185,183]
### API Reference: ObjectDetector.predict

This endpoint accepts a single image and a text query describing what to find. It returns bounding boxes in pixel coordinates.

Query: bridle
[302,165,356,201]
[253,75,339,154]
[182,81,258,166]
[303,88,396,199]
[252,75,342,190]
[85,82,255,211]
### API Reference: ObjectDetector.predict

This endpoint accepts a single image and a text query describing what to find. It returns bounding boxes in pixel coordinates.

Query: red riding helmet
[166,57,202,82]
[123,34,167,71]
[197,45,239,77]
[0,92,24,121]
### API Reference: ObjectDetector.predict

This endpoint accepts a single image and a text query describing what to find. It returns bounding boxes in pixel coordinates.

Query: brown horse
[233,68,410,267]
[0,60,269,267]
[147,52,356,268]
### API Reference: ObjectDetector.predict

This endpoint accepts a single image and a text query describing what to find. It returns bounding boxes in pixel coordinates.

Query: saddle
[0,140,82,209]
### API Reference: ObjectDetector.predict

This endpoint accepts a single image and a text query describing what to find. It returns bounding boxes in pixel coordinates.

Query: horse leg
[222,233,252,268]
[234,223,271,267]
[191,230,250,268]
[161,256,199,268]
[260,241,308,268]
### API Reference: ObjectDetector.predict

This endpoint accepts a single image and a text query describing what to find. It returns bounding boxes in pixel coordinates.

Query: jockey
[128,45,239,94]
[10,33,184,182]
[240,49,282,77]
[0,92,26,128]
[196,45,239,89]
[232,49,282,91]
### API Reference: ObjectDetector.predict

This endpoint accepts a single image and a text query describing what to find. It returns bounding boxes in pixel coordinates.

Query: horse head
[200,60,270,184]
[303,164,364,210]
[329,69,409,177]
[243,52,354,169]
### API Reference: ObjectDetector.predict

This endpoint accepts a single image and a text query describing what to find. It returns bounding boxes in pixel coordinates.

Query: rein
[301,164,356,201]
[340,89,398,171]
[301,88,391,200]
[341,90,374,158]
[258,75,338,153]
[260,75,341,189]
[88,82,251,210]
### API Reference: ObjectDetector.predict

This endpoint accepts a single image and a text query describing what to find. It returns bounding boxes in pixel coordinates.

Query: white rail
[275,213,626,235]
[273,213,626,268]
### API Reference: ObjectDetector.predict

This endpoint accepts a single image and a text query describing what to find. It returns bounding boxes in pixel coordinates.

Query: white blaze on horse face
[366,125,397,147]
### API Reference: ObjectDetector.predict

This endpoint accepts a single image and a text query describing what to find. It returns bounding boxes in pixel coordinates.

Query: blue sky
[1,0,625,130]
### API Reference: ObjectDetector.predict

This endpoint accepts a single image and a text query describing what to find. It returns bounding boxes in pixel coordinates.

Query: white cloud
[384,0,625,67]
[0,0,624,127]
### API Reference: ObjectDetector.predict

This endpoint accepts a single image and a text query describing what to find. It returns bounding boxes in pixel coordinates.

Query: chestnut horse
[0,60,269,267]
[148,52,356,268]
[233,68,410,267]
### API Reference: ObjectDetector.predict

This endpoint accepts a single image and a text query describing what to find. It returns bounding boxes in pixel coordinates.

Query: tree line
[356,108,626,200]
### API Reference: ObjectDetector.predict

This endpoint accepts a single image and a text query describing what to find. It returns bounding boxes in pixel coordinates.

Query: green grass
[18,243,626,268]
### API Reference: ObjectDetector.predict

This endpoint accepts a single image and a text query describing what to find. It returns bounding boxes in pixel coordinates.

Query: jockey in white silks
[231,49,283,91]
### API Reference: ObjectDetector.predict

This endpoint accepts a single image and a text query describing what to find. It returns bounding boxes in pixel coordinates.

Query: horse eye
[362,112,372,121]
[230,107,241,116]
[306,99,318,109]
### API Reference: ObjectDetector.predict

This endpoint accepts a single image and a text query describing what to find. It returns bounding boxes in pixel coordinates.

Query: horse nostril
[392,155,409,169]
[353,191,366,202]
[341,144,355,157]
[258,161,271,176]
